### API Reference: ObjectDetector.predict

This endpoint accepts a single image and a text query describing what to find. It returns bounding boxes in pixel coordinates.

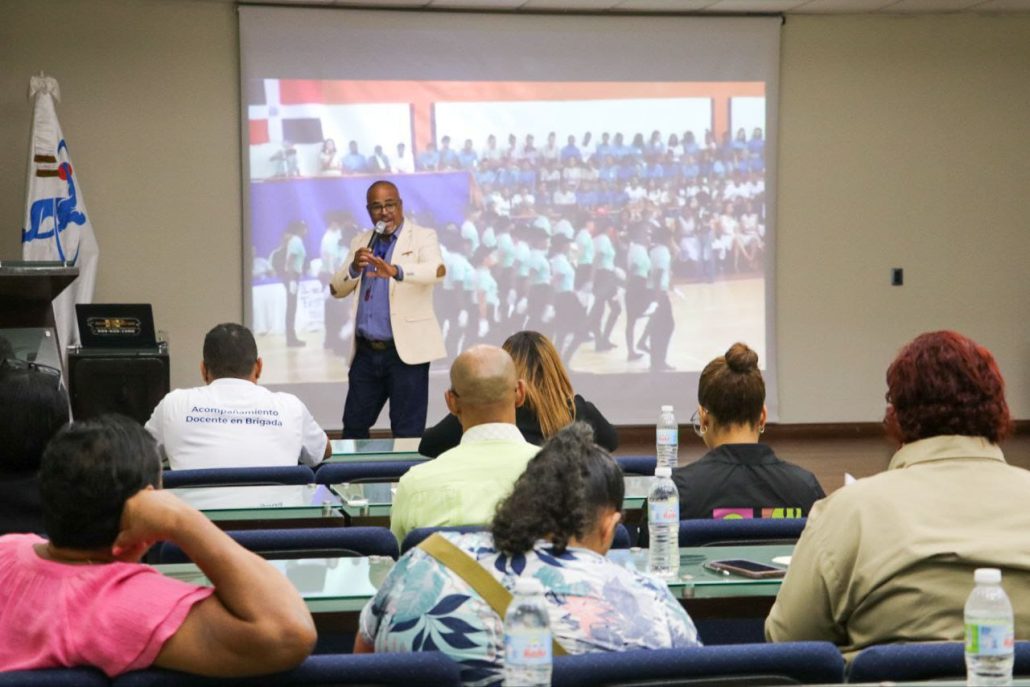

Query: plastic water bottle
[504,577,552,687]
[965,568,1015,686]
[648,466,680,579]
[656,405,678,470]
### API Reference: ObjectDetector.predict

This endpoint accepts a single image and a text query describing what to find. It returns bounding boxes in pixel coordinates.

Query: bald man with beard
[389,345,538,543]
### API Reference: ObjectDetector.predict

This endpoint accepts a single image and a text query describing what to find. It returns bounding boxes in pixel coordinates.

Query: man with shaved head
[389,345,538,543]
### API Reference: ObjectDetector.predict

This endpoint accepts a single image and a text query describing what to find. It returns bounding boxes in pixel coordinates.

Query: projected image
[247,79,767,384]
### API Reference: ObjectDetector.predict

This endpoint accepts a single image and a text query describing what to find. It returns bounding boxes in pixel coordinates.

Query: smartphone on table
[703,559,786,579]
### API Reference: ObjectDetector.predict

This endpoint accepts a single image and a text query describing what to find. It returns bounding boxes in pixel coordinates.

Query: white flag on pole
[21,73,99,350]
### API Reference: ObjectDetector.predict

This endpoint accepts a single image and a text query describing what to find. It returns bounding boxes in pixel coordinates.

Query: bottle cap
[514,577,545,595]
[661,405,674,412]
[975,568,1002,584]
[654,466,672,478]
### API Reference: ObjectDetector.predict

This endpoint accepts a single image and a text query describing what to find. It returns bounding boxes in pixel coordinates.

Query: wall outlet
[891,268,903,286]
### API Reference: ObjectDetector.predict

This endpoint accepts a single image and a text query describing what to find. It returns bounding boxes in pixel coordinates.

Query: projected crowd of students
[262,127,767,369]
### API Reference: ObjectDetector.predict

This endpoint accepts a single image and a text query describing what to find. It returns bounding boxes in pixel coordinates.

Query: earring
[758,425,765,434]
[700,425,707,435]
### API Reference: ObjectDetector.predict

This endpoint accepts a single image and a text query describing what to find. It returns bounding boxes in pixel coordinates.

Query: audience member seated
[391,345,537,543]
[419,331,618,457]
[766,330,1030,658]
[146,323,329,469]
[358,423,699,684]
[0,416,316,677]
[673,342,824,519]
[0,359,69,536]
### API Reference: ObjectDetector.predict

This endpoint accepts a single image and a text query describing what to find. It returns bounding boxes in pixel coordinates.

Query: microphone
[366,221,387,250]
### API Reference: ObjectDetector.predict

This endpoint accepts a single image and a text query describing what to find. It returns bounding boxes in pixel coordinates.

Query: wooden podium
[0,263,78,327]
[0,261,78,373]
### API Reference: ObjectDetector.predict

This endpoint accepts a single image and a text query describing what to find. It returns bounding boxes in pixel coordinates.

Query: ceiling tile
[522,0,622,8]
[703,0,808,11]
[883,0,985,11]
[791,0,897,12]
[334,0,431,6]
[963,0,1030,9]
[611,0,716,11]
[428,0,526,7]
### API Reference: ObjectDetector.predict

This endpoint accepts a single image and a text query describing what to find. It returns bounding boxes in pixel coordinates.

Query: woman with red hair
[766,330,1027,659]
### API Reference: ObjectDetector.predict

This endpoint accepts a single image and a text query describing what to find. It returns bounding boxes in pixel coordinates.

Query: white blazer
[330,221,447,365]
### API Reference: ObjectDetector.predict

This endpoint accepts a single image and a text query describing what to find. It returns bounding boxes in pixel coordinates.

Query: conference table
[327,437,426,463]
[167,484,345,529]
[155,543,791,632]
[332,475,654,521]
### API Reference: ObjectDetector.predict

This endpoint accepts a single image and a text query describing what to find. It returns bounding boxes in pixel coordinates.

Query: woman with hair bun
[672,342,824,519]
[358,423,698,684]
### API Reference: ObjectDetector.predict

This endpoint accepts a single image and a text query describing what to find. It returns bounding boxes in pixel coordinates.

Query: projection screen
[240,7,781,429]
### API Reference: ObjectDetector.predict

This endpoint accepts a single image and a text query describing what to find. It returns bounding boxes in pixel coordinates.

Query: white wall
[1,2,1027,422]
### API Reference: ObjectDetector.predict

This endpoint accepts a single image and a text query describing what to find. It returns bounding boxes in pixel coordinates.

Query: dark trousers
[284,278,300,343]
[342,343,429,439]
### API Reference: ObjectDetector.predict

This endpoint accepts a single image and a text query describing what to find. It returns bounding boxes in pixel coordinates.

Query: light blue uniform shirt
[551,254,576,293]
[627,242,651,279]
[527,249,551,286]
[594,234,616,272]
[515,241,532,278]
[649,245,672,290]
[497,233,517,268]
[575,229,595,266]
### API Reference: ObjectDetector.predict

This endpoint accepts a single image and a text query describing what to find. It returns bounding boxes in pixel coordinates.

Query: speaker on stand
[68,348,170,425]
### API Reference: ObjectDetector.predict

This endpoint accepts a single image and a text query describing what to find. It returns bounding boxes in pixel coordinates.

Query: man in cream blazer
[330,180,446,438]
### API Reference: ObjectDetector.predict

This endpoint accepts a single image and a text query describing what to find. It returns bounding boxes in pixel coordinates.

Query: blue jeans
[342,344,429,438]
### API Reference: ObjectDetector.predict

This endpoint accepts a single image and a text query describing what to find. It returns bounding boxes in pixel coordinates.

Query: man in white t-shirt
[146,323,330,470]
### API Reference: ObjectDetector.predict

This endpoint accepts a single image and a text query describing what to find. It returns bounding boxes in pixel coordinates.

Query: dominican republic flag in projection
[247,79,325,145]
[22,74,99,350]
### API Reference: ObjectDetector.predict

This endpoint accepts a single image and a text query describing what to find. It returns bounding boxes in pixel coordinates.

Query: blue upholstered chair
[161,465,315,488]
[153,526,399,563]
[615,455,657,476]
[313,460,421,485]
[111,652,462,686]
[399,524,632,556]
[678,517,807,547]
[552,641,845,687]
[848,641,1030,683]
[0,668,109,686]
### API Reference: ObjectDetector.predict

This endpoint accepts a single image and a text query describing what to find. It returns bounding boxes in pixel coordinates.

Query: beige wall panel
[1,5,1027,420]
[777,14,1030,421]
[0,0,240,390]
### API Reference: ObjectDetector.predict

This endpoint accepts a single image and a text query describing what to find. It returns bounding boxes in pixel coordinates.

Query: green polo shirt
[390,423,538,543]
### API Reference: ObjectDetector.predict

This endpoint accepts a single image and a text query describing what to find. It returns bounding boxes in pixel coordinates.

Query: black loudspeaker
[68,351,170,425]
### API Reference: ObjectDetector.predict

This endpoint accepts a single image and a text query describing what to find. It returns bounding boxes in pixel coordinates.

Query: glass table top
[328,437,426,463]
[156,543,792,613]
[332,475,655,517]
[167,484,343,520]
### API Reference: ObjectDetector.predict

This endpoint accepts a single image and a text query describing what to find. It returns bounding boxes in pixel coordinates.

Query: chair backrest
[552,642,845,687]
[154,526,399,563]
[400,524,632,556]
[848,641,1030,683]
[161,465,315,488]
[111,652,463,687]
[615,455,657,476]
[678,518,807,547]
[314,460,422,485]
[0,668,109,686]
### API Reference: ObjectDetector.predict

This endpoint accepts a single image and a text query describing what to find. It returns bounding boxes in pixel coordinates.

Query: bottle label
[649,501,679,525]
[505,629,552,666]
[965,621,1014,656]
[656,428,678,446]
